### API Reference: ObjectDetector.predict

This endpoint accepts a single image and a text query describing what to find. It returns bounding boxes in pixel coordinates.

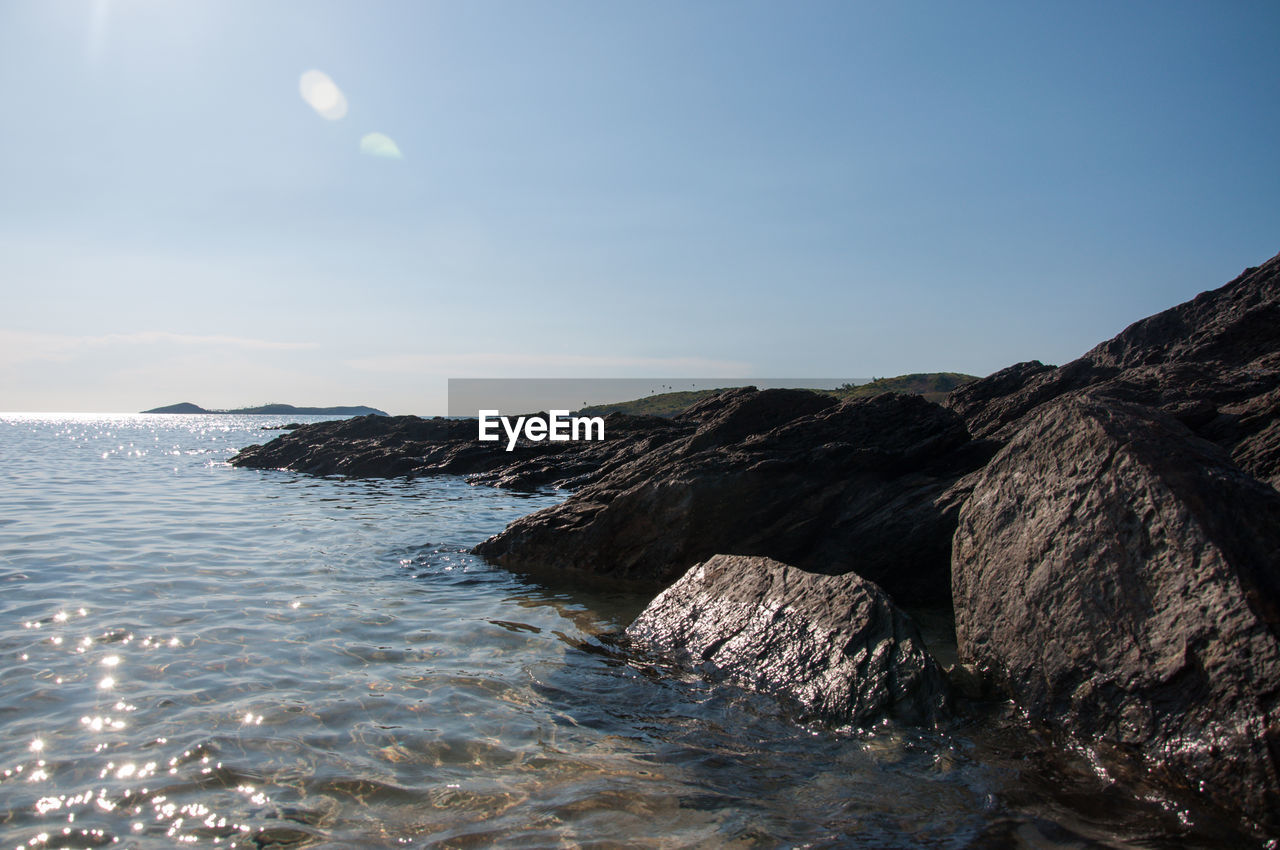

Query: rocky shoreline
[231,252,1280,837]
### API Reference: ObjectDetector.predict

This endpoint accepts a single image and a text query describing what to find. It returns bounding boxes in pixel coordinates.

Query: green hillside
[577,389,726,418]
[827,372,978,404]
[576,373,979,418]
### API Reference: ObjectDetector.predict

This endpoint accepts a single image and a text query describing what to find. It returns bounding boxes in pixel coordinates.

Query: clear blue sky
[2,0,1278,414]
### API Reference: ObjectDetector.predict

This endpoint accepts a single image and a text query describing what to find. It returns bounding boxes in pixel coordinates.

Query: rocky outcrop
[626,554,949,726]
[474,391,989,603]
[946,255,1280,488]
[952,391,1280,831]
[223,251,1280,835]
[230,411,695,490]
[230,390,990,604]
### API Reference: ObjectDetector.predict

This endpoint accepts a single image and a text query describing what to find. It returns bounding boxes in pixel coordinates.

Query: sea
[0,413,1256,849]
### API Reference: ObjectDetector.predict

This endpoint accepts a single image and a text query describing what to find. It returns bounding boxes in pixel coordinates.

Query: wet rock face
[475,391,984,603]
[945,256,1280,488]
[952,391,1280,830]
[626,554,949,727]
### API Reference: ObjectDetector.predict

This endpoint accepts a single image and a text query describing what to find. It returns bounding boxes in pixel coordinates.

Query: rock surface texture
[946,254,1280,489]
[626,554,948,726]
[952,391,1280,831]
[475,390,988,602]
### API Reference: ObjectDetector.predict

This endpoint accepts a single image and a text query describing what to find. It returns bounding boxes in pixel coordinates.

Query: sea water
[0,414,1251,848]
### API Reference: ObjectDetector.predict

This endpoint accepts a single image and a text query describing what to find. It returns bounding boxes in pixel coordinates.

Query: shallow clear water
[0,414,1256,849]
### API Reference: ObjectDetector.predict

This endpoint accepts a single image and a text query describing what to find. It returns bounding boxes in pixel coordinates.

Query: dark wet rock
[952,391,1280,831]
[475,391,983,603]
[230,412,694,490]
[945,255,1280,488]
[626,554,949,726]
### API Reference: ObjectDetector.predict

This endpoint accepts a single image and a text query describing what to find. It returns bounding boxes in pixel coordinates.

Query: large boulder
[945,253,1280,488]
[952,391,1280,830]
[475,390,986,603]
[626,554,949,726]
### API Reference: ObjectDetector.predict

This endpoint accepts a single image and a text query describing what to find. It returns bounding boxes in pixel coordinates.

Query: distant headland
[142,402,389,417]
[576,373,978,417]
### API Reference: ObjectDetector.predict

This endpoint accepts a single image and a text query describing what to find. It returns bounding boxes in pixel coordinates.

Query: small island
[142,402,389,417]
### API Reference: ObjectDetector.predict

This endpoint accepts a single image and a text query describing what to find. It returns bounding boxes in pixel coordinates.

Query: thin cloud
[0,330,316,365]
[345,352,753,377]
[97,332,316,351]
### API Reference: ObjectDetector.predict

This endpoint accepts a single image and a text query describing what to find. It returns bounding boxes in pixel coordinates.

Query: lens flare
[299,70,348,121]
[360,132,403,159]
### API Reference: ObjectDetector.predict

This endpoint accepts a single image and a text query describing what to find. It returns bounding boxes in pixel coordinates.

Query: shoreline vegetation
[231,252,1280,839]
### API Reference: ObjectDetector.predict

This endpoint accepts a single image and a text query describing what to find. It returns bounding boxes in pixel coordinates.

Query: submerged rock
[626,554,949,726]
[475,390,987,603]
[952,391,1280,831]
